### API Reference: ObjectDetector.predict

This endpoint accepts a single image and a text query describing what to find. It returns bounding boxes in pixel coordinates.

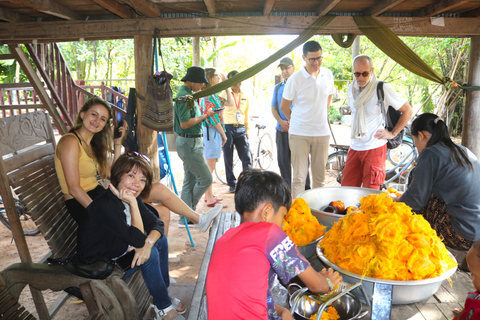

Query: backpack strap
[377,81,391,128]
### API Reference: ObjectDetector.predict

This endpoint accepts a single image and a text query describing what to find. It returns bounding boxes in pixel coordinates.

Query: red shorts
[341,144,387,190]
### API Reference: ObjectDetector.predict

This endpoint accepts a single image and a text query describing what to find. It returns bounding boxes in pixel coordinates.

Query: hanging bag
[377,81,404,149]
[142,30,174,132]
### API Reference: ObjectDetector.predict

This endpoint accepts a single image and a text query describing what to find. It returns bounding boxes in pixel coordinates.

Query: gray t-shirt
[400,142,480,241]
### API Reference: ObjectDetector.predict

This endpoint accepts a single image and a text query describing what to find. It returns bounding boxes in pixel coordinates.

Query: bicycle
[0,198,40,236]
[215,123,274,185]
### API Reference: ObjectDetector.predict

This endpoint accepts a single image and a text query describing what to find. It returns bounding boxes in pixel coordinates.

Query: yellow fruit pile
[309,306,340,320]
[320,193,457,281]
[283,198,327,246]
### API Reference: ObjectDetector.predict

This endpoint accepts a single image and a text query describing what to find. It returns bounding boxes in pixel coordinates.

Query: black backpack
[377,81,404,149]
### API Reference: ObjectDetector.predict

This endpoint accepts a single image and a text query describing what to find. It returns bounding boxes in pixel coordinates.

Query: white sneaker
[195,204,222,232]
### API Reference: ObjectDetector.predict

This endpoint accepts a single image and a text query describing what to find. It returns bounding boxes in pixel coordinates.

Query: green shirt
[174,85,203,135]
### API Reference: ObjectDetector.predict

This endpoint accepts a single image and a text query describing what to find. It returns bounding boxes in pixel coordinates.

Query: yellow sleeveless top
[54,132,100,195]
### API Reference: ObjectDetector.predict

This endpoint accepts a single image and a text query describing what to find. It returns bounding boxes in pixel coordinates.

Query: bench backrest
[0,111,77,258]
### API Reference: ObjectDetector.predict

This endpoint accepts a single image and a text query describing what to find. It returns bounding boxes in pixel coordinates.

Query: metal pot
[288,283,366,320]
[298,187,381,229]
[317,246,458,305]
[297,236,323,259]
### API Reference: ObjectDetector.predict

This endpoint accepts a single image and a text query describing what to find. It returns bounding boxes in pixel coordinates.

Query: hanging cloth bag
[142,31,174,132]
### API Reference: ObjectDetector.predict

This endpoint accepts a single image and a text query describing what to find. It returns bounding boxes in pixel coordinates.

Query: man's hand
[374,128,395,140]
[319,267,343,289]
[206,108,217,118]
[280,120,289,132]
[275,305,293,320]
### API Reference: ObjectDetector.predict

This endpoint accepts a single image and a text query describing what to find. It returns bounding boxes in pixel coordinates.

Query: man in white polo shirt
[280,40,335,198]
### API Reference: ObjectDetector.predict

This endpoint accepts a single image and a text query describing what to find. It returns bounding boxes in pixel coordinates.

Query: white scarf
[351,72,377,140]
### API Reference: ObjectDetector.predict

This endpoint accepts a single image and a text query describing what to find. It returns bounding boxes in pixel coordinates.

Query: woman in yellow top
[55,96,221,235]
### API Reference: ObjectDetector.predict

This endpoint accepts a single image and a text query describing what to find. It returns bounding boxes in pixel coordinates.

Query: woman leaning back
[200,68,234,207]
[397,113,480,270]
[77,152,185,320]
[54,96,221,235]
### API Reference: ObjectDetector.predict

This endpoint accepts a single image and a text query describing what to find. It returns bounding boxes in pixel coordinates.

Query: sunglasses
[126,151,151,164]
[353,71,371,78]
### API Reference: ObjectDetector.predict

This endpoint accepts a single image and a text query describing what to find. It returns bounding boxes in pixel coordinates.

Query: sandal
[153,304,186,320]
[206,200,227,208]
[204,195,223,202]
[171,297,186,315]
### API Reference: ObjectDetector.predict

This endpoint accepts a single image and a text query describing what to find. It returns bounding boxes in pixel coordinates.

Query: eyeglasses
[307,56,323,63]
[213,74,220,78]
[353,71,371,78]
[280,65,293,71]
[126,151,151,164]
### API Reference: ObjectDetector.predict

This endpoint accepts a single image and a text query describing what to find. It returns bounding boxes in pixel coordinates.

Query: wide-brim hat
[278,57,294,68]
[181,66,209,84]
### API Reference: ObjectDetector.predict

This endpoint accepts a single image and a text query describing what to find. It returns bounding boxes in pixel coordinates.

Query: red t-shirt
[206,222,310,320]
[459,291,480,320]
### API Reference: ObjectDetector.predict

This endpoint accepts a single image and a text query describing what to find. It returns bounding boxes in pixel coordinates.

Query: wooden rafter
[10,0,81,20]
[92,0,134,19]
[122,0,161,17]
[204,0,216,17]
[364,0,406,17]
[264,0,276,16]
[413,0,475,17]
[462,7,480,17]
[2,16,480,42]
[0,7,24,22]
[316,0,342,16]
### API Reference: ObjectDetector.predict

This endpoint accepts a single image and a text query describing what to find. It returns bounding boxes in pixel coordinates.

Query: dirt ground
[0,124,352,319]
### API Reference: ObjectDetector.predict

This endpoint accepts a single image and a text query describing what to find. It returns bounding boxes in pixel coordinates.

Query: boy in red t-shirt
[206,169,342,320]
[455,239,480,320]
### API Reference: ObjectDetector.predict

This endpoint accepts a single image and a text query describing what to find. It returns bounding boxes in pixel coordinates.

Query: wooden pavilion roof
[2,0,480,42]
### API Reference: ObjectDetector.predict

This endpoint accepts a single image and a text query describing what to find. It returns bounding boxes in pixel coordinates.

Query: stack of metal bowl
[298,186,381,229]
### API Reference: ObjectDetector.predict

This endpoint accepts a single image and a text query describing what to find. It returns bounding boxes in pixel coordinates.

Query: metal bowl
[316,246,458,305]
[289,289,364,320]
[299,187,382,229]
[297,236,323,259]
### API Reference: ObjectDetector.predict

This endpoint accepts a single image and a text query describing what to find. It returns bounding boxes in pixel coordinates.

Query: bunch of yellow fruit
[283,198,327,246]
[320,193,457,281]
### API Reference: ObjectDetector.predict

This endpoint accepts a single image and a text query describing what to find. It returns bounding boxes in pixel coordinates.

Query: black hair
[234,169,291,215]
[303,40,322,57]
[227,70,239,79]
[411,113,473,170]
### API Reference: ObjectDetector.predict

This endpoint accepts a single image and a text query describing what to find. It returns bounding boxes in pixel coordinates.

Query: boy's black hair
[303,40,322,57]
[227,70,239,79]
[234,169,291,215]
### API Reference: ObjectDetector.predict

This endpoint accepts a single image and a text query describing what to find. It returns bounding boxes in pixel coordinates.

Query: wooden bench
[187,211,241,320]
[0,111,152,319]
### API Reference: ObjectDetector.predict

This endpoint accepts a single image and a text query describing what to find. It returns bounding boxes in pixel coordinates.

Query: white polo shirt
[282,66,335,137]
[347,80,407,151]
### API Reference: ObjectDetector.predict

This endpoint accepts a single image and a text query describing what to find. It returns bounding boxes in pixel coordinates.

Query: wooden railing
[0,43,129,132]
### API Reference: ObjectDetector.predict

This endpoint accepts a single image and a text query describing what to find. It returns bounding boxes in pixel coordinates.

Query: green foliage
[329,106,342,124]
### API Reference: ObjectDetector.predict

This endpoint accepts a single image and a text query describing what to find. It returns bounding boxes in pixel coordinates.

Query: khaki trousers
[289,134,330,198]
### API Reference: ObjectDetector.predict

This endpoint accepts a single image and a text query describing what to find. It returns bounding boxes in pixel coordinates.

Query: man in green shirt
[174,66,220,221]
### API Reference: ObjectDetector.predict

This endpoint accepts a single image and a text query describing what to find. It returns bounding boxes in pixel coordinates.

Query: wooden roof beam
[264,0,276,16]
[92,0,134,19]
[316,0,342,16]
[0,7,25,22]
[123,0,161,17]
[413,0,475,18]
[204,0,216,17]
[364,0,406,17]
[11,0,81,20]
[461,7,480,17]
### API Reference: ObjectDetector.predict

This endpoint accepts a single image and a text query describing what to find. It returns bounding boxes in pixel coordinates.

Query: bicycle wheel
[257,133,273,170]
[387,141,415,166]
[214,147,243,185]
[325,150,348,186]
[0,200,40,236]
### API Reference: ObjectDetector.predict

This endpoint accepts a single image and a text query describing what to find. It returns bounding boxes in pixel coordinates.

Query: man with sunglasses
[341,54,413,189]
[271,57,311,191]
[280,40,335,198]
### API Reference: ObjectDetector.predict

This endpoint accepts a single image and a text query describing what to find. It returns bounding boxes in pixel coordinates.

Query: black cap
[181,66,209,84]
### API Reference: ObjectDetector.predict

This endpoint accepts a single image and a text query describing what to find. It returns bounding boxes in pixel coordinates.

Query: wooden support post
[134,35,160,181]
[463,36,480,157]
[193,37,201,66]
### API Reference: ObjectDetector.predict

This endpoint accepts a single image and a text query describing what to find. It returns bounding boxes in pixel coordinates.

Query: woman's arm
[112,122,128,169]
[131,229,162,268]
[56,135,93,208]
[214,122,227,147]
[109,183,145,233]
